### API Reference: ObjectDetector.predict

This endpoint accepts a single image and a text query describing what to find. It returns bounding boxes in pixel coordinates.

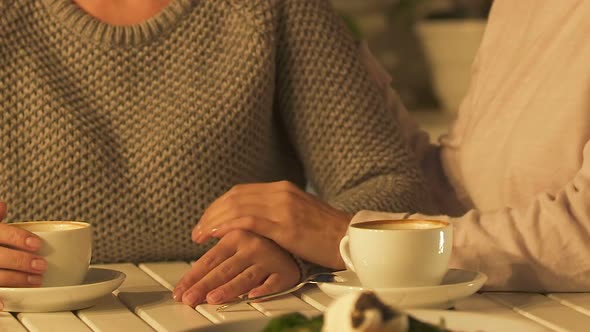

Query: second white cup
[339,219,452,289]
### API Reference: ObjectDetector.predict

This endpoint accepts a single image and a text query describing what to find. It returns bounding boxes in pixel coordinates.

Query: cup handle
[339,235,356,272]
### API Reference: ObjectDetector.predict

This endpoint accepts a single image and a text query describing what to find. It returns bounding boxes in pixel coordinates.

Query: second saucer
[317,268,486,309]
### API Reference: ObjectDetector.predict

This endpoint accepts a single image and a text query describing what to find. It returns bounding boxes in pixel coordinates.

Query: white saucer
[317,269,487,309]
[0,268,126,312]
[192,309,547,332]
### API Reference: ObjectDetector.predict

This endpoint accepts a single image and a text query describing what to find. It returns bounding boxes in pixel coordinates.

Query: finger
[208,216,280,242]
[206,265,269,304]
[197,208,277,244]
[194,181,304,236]
[173,241,236,302]
[183,253,252,306]
[248,273,291,299]
[0,223,43,252]
[0,202,6,220]
[0,269,43,287]
[194,196,276,243]
[194,202,269,243]
[0,246,47,274]
[243,180,300,191]
[196,185,274,232]
[221,181,304,204]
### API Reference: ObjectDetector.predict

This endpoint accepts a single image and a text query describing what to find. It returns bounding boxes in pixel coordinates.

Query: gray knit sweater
[0,0,428,263]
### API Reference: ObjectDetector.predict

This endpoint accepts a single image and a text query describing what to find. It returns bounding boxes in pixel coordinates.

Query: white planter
[416,19,487,114]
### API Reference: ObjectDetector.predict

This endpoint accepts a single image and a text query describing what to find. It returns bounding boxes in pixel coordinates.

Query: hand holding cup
[10,221,92,287]
[0,202,47,288]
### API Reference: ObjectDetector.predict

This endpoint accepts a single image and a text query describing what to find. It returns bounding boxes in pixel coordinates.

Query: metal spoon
[216,271,344,311]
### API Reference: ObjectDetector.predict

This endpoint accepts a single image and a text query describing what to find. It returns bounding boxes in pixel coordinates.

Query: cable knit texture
[0,0,428,263]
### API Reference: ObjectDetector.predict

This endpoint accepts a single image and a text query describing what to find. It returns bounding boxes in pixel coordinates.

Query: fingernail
[195,230,203,242]
[207,290,223,303]
[173,287,185,301]
[31,258,47,271]
[183,291,201,306]
[26,237,43,250]
[249,290,260,298]
[210,228,219,236]
[27,274,43,286]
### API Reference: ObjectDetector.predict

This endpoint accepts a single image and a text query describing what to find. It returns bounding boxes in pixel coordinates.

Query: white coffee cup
[11,221,92,287]
[339,219,452,289]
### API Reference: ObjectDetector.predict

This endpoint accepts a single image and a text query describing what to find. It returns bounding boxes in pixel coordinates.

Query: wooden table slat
[251,294,322,317]
[454,293,526,317]
[96,263,162,293]
[17,312,92,332]
[0,312,28,332]
[294,284,334,311]
[548,293,590,317]
[453,293,552,330]
[196,303,265,323]
[139,262,191,291]
[134,301,213,331]
[97,263,212,331]
[76,294,154,332]
[485,292,590,332]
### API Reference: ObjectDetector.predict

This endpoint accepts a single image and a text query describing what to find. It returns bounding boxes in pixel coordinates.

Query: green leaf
[262,313,324,332]
[341,15,363,40]
[408,315,450,332]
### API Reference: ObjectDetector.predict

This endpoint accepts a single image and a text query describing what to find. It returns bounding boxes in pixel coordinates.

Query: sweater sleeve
[352,140,590,292]
[357,41,464,217]
[450,145,590,292]
[274,0,431,214]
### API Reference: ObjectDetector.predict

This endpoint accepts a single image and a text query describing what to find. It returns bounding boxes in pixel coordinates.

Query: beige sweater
[0,0,428,263]
[358,0,590,292]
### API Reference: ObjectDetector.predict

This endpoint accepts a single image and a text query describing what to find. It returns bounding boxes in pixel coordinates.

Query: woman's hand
[0,202,46,290]
[193,181,352,270]
[173,230,299,306]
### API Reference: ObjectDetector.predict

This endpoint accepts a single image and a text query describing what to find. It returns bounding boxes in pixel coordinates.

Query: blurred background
[333,0,492,117]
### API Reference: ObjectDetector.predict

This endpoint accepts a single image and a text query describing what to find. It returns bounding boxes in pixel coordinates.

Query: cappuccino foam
[12,221,89,233]
[354,219,447,230]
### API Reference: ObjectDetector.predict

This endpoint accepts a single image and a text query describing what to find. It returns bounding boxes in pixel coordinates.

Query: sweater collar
[40,0,196,47]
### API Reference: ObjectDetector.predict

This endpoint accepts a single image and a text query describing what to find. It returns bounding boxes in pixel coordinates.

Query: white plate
[318,269,487,309]
[192,309,548,332]
[0,267,125,312]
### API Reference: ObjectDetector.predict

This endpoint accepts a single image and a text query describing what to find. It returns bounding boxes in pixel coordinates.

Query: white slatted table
[2,262,587,331]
